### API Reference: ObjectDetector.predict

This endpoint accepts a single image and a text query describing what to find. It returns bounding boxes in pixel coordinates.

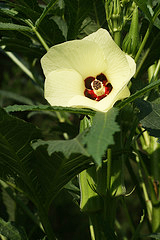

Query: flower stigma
[84,73,113,101]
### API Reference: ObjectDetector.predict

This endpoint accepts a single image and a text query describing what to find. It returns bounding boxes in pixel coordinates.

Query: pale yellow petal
[69,86,130,112]
[125,54,136,78]
[96,86,130,112]
[68,95,98,111]
[41,40,107,79]
[44,69,84,106]
[83,28,136,88]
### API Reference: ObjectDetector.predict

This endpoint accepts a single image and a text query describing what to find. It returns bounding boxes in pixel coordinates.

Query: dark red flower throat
[84,73,112,101]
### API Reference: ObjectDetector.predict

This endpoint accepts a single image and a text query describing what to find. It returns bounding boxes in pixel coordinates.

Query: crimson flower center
[84,73,112,101]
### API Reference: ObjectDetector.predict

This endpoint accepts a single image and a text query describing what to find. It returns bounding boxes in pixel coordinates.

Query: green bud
[122,6,140,57]
[121,0,131,5]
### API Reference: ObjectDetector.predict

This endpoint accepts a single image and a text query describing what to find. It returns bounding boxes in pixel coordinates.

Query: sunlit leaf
[32,133,90,158]
[4,104,95,116]
[83,108,120,166]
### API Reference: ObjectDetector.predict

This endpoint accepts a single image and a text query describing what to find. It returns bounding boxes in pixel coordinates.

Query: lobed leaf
[4,104,95,116]
[0,108,91,209]
[32,133,90,159]
[134,98,160,138]
[83,108,120,166]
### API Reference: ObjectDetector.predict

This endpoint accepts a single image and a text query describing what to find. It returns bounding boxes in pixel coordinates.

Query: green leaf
[35,0,59,28]
[0,8,19,19]
[134,98,160,138]
[83,108,120,166]
[63,0,93,39]
[51,16,68,40]
[136,29,160,79]
[153,3,160,29]
[0,108,91,209]
[117,79,160,109]
[146,233,160,239]
[133,0,152,21]
[0,90,34,105]
[3,0,41,22]
[0,108,42,203]
[32,133,90,159]
[4,104,95,116]
[31,147,91,208]
[0,22,33,32]
[0,37,44,57]
[13,0,41,12]
[0,217,28,240]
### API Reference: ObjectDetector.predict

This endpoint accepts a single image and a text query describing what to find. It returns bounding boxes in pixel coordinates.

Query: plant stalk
[25,20,49,51]
[149,136,160,232]
[38,206,56,240]
[135,9,160,63]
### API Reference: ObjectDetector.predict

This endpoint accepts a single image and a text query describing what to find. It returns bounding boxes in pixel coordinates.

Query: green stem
[150,137,159,180]
[112,0,121,46]
[38,206,56,240]
[126,159,152,231]
[79,117,119,240]
[89,216,96,240]
[153,59,160,81]
[135,24,152,63]
[135,31,160,79]
[107,148,112,190]
[25,20,49,51]
[117,78,160,110]
[122,198,135,234]
[148,64,156,83]
[34,28,49,51]
[113,31,121,46]
[149,137,160,232]
[139,131,160,232]
[89,214,105,240]
[152,207,160,233]
[79,117,103,240]
[1,47,37,83]
[134,142,152,222]
[135,10,160,63]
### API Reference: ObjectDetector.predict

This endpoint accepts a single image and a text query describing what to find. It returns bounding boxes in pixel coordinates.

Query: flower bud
[122,6,140,57]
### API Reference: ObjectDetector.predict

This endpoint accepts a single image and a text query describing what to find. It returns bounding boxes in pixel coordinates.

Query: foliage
[0,0,160,239]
